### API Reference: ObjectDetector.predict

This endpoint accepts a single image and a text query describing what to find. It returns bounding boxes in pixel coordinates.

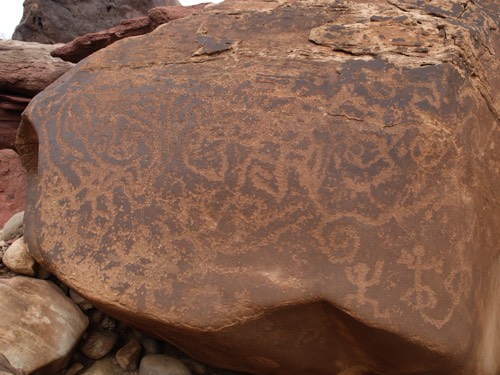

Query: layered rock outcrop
[0,40,72,97]
[51,4,209,63]
[0,40,73,149]
[12,0,182,44]
[17,0,500,374]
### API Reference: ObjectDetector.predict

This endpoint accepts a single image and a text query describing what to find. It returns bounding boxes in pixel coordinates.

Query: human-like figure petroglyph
[345,260,388,318]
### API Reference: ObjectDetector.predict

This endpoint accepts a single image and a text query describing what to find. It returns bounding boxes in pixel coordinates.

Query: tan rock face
[17,1,500,374]
[0,277,88,374]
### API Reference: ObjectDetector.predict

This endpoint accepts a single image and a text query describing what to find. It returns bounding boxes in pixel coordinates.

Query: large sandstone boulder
[0,277,88,374]
[17,0,500,374]
[12,0,182,44]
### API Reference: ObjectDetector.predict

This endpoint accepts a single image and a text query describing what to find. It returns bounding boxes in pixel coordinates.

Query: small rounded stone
[80,329,119,360]
[2,237,36,276]
[139,354,192,375]
[1,211,24,242]
[80,357,125,375]
[89,309,105,325]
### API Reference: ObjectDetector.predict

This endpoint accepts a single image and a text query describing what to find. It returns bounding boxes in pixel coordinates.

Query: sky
[0,0,222,39]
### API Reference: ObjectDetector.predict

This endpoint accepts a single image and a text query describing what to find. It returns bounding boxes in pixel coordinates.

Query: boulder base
[17,0,500,374]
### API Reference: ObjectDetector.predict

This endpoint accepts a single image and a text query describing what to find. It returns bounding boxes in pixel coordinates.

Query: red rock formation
[0,94,30,150]
[0,150,26,227]
[17,0,500,374]
[51,4,209,63]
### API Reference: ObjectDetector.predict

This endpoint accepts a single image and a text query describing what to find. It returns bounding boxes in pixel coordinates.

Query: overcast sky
[0,0,222,39]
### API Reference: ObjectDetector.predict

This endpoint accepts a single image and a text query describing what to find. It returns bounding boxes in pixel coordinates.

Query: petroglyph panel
[17,0,499,374]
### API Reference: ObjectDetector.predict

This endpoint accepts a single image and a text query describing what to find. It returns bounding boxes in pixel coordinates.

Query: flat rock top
[18,0,499,373]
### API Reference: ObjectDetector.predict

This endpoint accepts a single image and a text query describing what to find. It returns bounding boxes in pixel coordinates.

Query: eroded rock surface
[17,1,500,374]
[12,0,182,44]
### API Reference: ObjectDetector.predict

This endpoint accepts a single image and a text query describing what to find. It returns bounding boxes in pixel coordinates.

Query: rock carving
[16,1,500,374]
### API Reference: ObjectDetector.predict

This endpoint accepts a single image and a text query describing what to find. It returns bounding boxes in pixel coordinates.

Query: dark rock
[17,0,500,374]
[141,338,162,357]
[51,5,209,64]
[12,0,182,44]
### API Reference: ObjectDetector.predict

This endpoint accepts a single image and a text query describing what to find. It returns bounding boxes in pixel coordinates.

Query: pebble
[80,329,119,360]
[116,338,142,370]
[100,315,117,330]
[1,211,24,242]
[139,354,192,375]
[89,309,105,325]
[80,357,124,375]
[2,237,36,276]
